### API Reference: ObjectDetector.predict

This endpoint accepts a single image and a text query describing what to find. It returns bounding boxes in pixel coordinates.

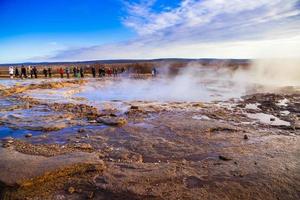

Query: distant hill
[0,58,250,67]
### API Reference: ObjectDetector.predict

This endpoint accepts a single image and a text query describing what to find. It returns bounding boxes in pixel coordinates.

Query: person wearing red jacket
[59,67,64,78]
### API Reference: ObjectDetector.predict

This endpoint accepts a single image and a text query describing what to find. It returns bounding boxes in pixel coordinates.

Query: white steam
[77,59,300,103]
[78,64,246,102]
[239,59,300,87]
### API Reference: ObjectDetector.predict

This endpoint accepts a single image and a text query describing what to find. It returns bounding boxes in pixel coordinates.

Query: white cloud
[123,0,299,37]
[47,0,300,61]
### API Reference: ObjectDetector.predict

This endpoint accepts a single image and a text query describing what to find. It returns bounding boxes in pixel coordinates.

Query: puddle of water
[246,113,290,126]
[78,79,245,102]
[0,126,42,139]
[0,78,66,88]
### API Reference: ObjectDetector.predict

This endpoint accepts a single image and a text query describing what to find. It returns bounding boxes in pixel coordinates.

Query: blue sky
[0,0,299,63]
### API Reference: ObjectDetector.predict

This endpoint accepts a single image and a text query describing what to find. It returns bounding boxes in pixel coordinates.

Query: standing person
[91,66,96,78]
[27,66,32,78]
[48,67,52,78]
[33,66,38,78]
[152,67,157,77]
[65,66,70,79]
[30,66,34,78]
[43,68,48,78]
[98,67,102,77]
[59,67,64,78]
[75,67,79,78]
[9,66,14,79]
[21,65,27,78]
[72,66,76,77]
[80,66,84,78]
[113,68,118,77]
[102,67,106,77]
[15,67,19,78]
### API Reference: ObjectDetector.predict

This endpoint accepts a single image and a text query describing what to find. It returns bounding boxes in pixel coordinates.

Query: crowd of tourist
[7,65,131,79]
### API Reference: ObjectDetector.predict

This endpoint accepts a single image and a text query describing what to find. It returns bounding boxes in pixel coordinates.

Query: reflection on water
[0,126,41,139]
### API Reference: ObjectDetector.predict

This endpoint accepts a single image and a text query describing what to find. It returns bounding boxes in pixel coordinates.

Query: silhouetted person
[33,66,38,78]
[21,65,27,78]
[98,67,105,77]
[80,67,84,78]
[43,68,48,78]
[73,67,76,77]
[98,67,102,77]
[66,67,70,79]
[48,67,52,78]
[15,67,19,78]
[152,67,157,77]
[91,66,96,78]
[76,67,79,77]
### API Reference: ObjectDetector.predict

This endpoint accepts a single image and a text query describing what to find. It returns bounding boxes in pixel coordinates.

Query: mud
[0,78,299,200]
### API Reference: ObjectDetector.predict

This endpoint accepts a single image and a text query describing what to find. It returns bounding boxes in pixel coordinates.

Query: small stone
[2,143,11,148]
[2,136,14,142]
[130,106,139,110]
[219,155,232,161]
[243,134,248,140]
[68,186,75,194]
[78,128,85,133]
[25,133,32,138]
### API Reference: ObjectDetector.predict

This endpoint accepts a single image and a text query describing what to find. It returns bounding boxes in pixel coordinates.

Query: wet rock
[2,143,11,148]
[49,103,100,118]
[96,117,127,126]
[25,133,33,138]
[30,122,68,132]
[192,103,204,107]
[2,137,14,144]
[130,105,139,110]
[218,155,232,161]
[74,143,93,150]
[78,128,86,133]
[68,186,75,194]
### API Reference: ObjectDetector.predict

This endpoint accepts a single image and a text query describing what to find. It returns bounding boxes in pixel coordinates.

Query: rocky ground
[0,79,299,200]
